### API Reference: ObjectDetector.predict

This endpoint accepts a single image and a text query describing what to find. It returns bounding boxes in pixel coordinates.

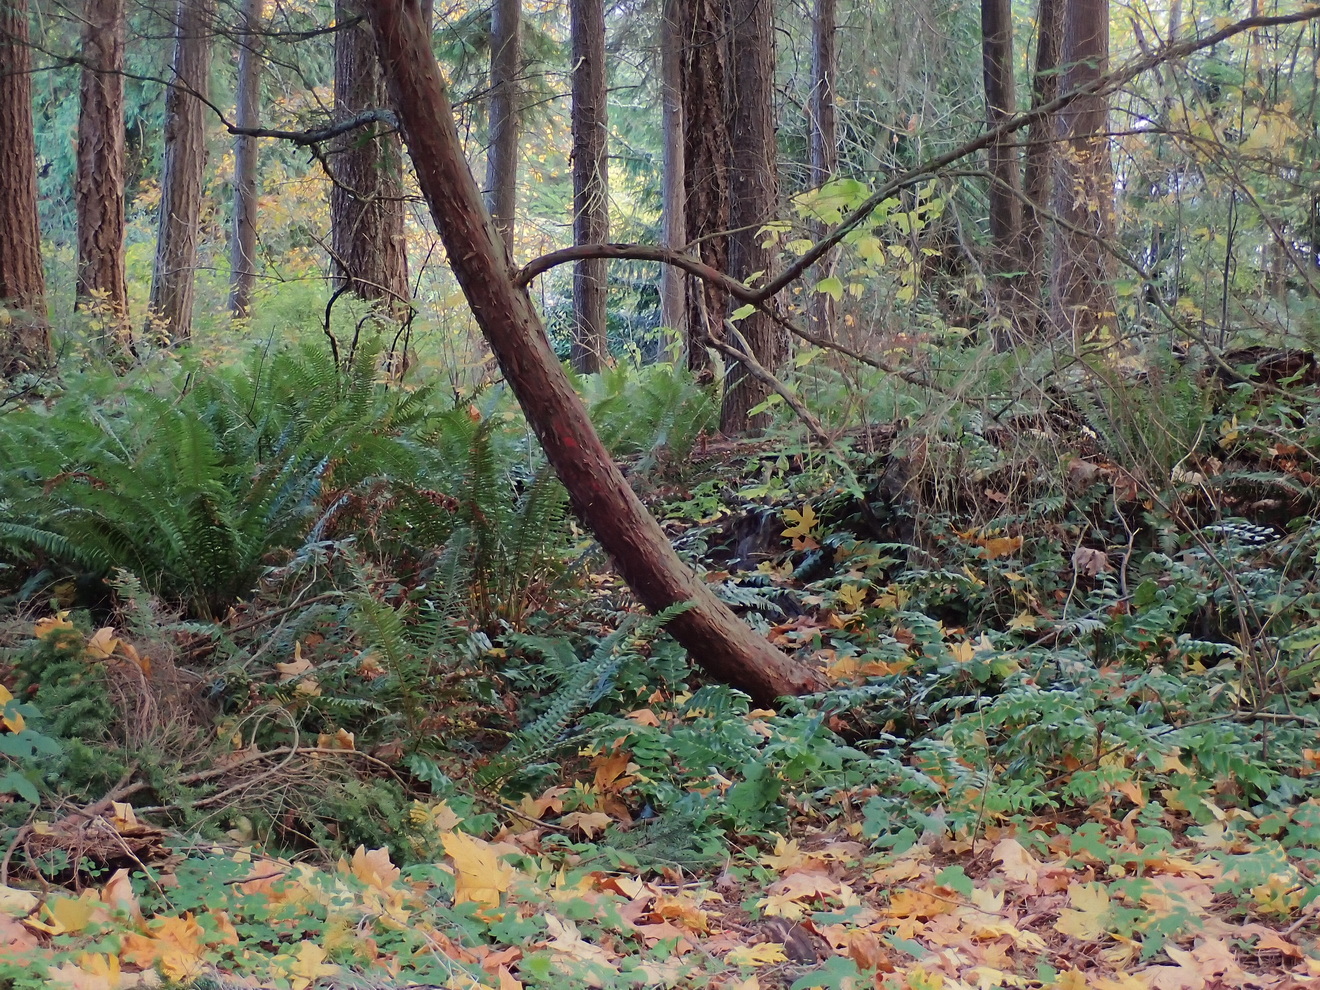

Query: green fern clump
[0,342,439,616]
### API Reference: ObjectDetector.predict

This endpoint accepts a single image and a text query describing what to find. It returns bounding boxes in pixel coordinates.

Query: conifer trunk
[1019,0,1063,328]
[808,0,837,341]
[229,0,263,318]
[1049,0,1117,345]
[76,0,131,348]
[331,0,409,310]
[486,0,521,252]
[569,0,608,373]
[149,0,213,343]
[0,0,50,372]
[363,0,824,704]
[720,0,783,434]
[678,0,728,375]
[980,0,1024,335]
[659,0,687,346]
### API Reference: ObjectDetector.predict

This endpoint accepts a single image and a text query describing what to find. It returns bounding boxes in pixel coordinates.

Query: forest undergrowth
[2,337,1320,990]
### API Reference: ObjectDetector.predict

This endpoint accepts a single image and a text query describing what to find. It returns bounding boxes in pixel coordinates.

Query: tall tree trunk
[0,0,50,373]
[720,0,782,434]
[679,0,728,376]
[569,0,608,373]
[149,0,212,343]
[76,0,131,350]
[331,0,410,311]
[981,0,1024,337]
[1049,0,1117,345]
[1019,0,1063,329]
[808,0,837,341]
[363,0,824,704]
[229,0,263,318]
[486,0,521,252]
[659,0,687,348]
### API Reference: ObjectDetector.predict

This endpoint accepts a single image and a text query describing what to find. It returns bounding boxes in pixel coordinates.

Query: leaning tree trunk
[569,0,608,373]
[658,0,687,346]
[331,0,409,311]
[486,0,521,252]
[1019,0,1063,329]
[980,0,1024,336]
[363,0,824,704]
[1049,0,1117,346]
[149,0,213,343]
[0,0,50,373]
[679,0,729,376]
[229,0,263,318]
[808,0,837,341]
[76,0,131,350]
[720,0,782,434]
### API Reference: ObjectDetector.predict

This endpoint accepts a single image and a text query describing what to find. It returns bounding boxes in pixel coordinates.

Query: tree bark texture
[569,0,608,374]
[0,0,50,372]
[76,0,130,344]
[229,0,263,318]
[659,0,687,347]
[720,0,782,434]
[364,0,824,704]
[486,0,521,252]
[1049,0,1117,345]
[149,0,212,343]
[1019,0,1063,325]
[679,0,729,375]
[980,0,1022,275]
[331,0,410,311]
[808,0,837,341]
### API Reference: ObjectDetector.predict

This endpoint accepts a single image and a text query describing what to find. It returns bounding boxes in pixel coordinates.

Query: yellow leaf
[560,811,612,839]
[411,800,463,832]
[34,612,73,640]
[275,643,312,681]
[86,627,118,659]
[347,845,400,891]
[442,831,517,910]
[1054,882,1111,940]
[1007,612,1037,632]
[983,536,1023,559]
[992,838,1041,886]
[949,641,976,664]
[781,505,819,540]
[836,584,868,614]
[726,943,788,966]
[287,941,339,990]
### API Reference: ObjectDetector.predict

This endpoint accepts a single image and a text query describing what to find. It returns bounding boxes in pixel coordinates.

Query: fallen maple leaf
[560,811,612,839]
[1054,882,1112,941]
[347,845,400,891]
[992,838,1041,885]
[725,943,788,967]
[442,830,517,910]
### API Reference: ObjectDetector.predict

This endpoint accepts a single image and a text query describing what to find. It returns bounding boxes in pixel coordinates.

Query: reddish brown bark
[981,0,1022,285]
[229,0,263,318]
[679,0,728,375]
[1019,0,1063,325]
[658,0,687,345]
[569,0,608,373]
[486,0,521,251]
[364,0,824,704]
[332,0,409,311]
[808,0,837,342]
[1049,0,1117,345]
[75,0,131,346]
[720,0,783,434]
[0,0,50,372]
[149,0,213,343]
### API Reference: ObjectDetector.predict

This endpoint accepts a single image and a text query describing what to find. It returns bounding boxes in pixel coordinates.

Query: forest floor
[3,351,1320,990]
